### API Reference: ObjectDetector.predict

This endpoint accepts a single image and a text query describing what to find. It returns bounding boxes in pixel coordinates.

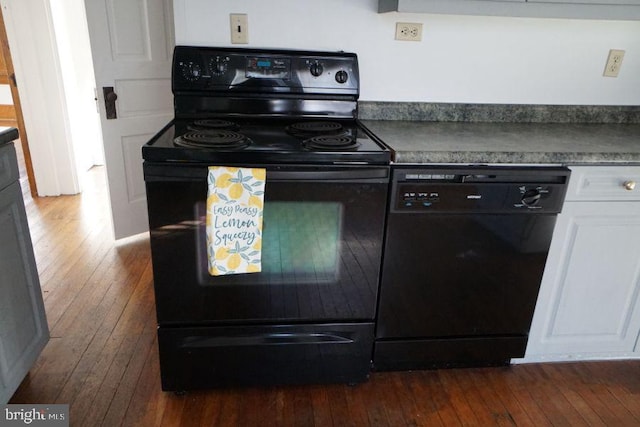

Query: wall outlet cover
[603,49,625,78]
[395,22,422,42]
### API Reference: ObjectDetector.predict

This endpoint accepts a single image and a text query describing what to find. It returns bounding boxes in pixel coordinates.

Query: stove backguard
[172,46,360,120]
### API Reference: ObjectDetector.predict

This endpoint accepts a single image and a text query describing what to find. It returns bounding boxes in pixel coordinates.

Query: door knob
[103,86,118,119]
[623,181,636,191]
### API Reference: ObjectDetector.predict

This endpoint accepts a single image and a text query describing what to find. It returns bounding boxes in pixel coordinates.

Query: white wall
[1,0,79,196]
[0,84,11,104]
[174,0,640,105]
[50,0,104,176]
[1,0,102,197]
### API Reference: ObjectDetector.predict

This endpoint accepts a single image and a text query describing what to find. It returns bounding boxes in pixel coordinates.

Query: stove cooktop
[143,118,391,165]
[143,47,390,165]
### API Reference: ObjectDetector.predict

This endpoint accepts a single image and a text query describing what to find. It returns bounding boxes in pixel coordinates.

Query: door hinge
[93,87,99,114]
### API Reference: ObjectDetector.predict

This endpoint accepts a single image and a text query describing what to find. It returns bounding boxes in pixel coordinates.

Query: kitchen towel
[206,166,265,276]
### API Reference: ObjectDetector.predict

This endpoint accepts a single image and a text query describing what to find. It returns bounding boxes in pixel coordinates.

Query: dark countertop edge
[359,102,640,124]
[0,127,19,147]
[392,151,640,166]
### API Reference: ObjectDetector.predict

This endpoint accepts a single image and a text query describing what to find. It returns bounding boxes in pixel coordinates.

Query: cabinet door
[0,181,49,404]
[530,0,640,5]
[379,0,640,19]
[525,201,640,360]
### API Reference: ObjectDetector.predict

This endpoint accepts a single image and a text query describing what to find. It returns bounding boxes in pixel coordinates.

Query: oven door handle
[181,332,355,348]
[144,164,389,183]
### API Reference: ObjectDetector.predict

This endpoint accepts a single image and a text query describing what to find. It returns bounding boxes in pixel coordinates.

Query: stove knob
[521,189,542,206]
[335,70,349,84]
[210,56,229,76]
[180,61,202,81]
[309,62,323,77]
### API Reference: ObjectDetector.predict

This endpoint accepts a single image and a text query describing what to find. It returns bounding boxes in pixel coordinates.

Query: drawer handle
[623,181,636,191]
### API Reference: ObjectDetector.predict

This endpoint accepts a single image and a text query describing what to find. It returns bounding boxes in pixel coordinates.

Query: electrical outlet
[603,49,625,77]
[230,14,248,44]
[395,22,422,42]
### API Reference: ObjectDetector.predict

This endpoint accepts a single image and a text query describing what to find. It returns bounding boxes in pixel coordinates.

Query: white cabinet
[0,142,49,404]
[532,0,640,4]
[523,166,640,362]
[378,0,640,20]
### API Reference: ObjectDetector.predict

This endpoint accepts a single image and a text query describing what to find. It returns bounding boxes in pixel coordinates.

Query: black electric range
[142,46,390,391]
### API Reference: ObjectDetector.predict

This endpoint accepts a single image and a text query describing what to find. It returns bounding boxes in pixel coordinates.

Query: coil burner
[286,121,345,138]
[174,130,251,150]
[188,119,239,131]
[302,135,359,151]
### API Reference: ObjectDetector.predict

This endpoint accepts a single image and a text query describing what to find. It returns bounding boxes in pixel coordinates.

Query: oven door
[144,163,389,325]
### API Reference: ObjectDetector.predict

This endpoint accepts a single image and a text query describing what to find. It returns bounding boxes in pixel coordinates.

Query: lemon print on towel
[206,166,265,276]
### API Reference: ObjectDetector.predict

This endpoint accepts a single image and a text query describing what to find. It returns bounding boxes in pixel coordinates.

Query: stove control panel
[306,60,349,83]
[173,46,359,95]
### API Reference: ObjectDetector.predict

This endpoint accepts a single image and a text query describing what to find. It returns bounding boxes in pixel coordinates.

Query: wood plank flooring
[9,165,640,426]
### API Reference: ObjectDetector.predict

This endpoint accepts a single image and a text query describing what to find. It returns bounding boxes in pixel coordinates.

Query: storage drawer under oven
[157,323,374,390]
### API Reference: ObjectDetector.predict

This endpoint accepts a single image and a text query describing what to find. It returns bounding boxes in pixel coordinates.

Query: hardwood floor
[9,166,640,426]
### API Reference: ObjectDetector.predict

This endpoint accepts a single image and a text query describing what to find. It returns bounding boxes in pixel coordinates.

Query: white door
[84,0,174,239]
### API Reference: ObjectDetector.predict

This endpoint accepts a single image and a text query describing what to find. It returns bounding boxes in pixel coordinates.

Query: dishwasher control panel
[391,166,571,214]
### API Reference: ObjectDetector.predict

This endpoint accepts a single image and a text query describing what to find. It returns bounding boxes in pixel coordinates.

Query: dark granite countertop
[358,102,640,165]
[0,127,19,147]
[361,121,640,165]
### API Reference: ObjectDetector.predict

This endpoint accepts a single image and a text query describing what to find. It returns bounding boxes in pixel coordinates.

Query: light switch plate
[230,14,248,44]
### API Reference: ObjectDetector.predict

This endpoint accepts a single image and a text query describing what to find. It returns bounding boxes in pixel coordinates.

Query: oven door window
[146,166,388,324]
[198,201,342,285]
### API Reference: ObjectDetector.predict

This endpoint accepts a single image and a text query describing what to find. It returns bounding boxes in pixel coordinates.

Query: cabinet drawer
[0,143,19,192]
[566,166,640,201]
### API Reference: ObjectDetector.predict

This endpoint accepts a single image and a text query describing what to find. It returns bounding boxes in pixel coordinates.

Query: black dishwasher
[374,165,570,370]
